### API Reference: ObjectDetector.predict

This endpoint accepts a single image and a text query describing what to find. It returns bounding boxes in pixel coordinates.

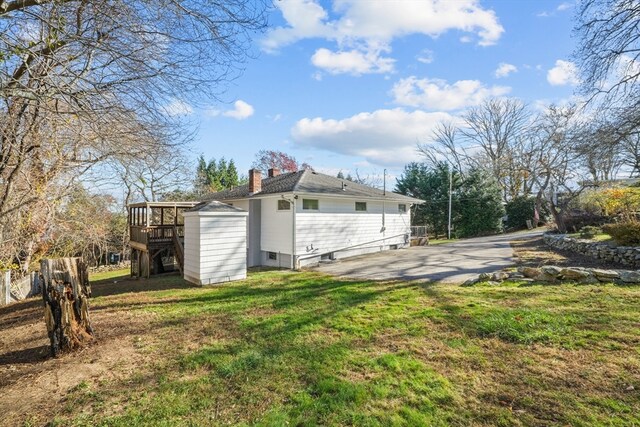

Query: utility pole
[448,168,452,240]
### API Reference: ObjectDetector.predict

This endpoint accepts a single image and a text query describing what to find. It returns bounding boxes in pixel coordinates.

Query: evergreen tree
[217,158,228,190]
[396,162,461,237]
[194,156,242,194]
[206,158,218,190]
[227,160,239,189]
[456,168,505,237]
[195,155,209,195]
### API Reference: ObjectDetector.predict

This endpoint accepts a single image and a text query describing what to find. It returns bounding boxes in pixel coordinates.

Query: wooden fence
[0,271,40,305]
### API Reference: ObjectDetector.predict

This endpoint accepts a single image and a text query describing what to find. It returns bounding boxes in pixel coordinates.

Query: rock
[485,281,501,286]
[519,267,541,278]
[590,269,620,281]
[534,272,558,283]
[478,272,492,281]
[491,272,510,282]
[619,271,640,283]
[509,272,525,279]
[462,278,478,287]
[626,385,635,391]
[541,266,563,276]
[578,275,600,285]
[559,268,591,280]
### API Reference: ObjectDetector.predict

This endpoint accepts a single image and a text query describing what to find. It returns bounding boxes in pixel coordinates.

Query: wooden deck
[127,201,198,278]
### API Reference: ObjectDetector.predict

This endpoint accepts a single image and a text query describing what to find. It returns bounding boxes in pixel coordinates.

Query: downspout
[382,169,387,233]
[292,196,297,270]
[281,195,297,270]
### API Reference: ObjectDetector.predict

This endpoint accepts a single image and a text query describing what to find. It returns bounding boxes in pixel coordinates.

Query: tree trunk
[40,257,93,357]
[549,202,567,234]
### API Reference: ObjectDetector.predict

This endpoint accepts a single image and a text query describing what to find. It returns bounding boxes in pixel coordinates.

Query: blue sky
[182,0,579,184]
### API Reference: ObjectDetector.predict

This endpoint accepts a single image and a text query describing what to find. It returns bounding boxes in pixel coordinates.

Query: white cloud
[391,76,511,111]
[261,0,504,75]
[260,0,331,53]
[547,60,580,86]
[290,108,456,166]
[223,100,254,120]
[557,2,572,11]
[164,99,193,116]
[537,2,572,18]
[416,49,434,64]
[311,47,395,75]
[205,100,254,120]
[495,62,518,78]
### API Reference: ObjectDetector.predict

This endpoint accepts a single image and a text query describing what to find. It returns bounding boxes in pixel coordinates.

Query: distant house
[205,168,424,269]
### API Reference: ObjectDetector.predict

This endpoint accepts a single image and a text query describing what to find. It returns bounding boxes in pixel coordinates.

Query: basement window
[268,251,277,260]
[355,202,367,211]
[398,204,407,213]
[303,199,319,210]
[277,200,291,210]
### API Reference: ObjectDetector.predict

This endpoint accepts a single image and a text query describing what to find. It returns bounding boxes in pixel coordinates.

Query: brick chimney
[268,168,280,177]
[248,169,262,194]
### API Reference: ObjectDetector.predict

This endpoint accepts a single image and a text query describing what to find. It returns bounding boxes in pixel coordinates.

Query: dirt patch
[511,236,627,269]
[0,295,160,427]
[0,271,239,427]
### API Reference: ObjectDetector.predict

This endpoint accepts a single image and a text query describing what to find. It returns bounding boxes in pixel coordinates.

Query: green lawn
[427,238,458,246]
[567,232,613,243]
[54,271,639,426]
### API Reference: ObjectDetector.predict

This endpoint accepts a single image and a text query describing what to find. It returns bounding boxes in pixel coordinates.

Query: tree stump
[40,258,93,357]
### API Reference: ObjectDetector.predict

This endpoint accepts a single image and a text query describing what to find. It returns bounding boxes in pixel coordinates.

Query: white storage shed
[183,201,248,285]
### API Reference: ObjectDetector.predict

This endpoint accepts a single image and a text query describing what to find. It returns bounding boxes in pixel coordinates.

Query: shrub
[584,187,640,221]
[562,211,608,233]
[602,222,640,246]
[579,226,601,239]
[505,196,549,230]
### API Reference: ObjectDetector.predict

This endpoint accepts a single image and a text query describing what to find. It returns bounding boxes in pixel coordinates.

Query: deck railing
[130,225,185,246]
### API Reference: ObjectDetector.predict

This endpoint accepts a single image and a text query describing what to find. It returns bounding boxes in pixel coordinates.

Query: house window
[355,202,367,211]
[268,251,277,260]
[277,200,291,210]
[398,204,407,213]
[303,199,319,210]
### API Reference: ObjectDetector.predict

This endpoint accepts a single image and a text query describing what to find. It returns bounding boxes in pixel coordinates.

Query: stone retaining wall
[543,233,640,268]
[463,265,640,286]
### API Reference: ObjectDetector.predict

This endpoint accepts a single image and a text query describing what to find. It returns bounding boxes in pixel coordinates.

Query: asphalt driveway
[313,230,544,283]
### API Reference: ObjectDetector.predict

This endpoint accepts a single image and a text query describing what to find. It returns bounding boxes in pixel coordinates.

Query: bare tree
[419,122,468,173]
[619,132,640,176]
[525,105,594,233]
[0,0,268,268]
[419,98,529,202]
[575,0,640,115]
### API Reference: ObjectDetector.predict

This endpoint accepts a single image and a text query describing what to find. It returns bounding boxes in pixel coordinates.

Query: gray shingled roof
[204,170,423,203]
[186,200,247,213]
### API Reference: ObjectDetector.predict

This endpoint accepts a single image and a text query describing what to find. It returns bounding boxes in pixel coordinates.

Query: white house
[205,168,424,269]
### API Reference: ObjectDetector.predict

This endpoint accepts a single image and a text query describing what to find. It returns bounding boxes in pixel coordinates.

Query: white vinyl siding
[260,197,293,254]
[295,198,410,258]
[183,211,248,285]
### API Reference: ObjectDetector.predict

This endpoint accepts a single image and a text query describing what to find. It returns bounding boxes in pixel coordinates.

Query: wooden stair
[172,226,185,274]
